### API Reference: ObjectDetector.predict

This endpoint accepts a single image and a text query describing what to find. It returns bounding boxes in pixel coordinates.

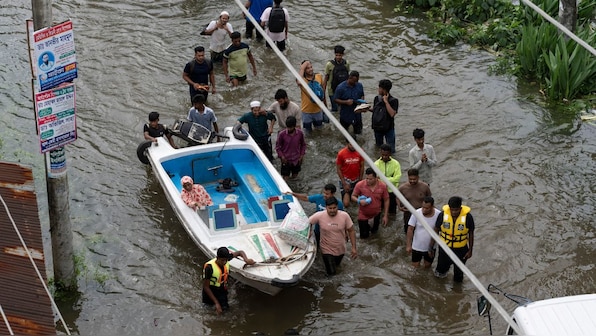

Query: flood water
[1,0,595,335]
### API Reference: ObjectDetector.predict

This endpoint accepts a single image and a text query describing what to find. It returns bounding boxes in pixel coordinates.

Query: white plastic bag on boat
[277,202,310,250]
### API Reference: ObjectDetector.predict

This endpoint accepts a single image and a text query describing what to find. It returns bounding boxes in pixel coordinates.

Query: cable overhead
[0,195,71,335]
[232,0,523,333]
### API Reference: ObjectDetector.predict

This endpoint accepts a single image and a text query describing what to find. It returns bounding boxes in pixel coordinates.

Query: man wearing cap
[334,71,365,136]
[237,101,276,161]
[430,196,475,282]
[203,11,234,63]
[203,247,256,314]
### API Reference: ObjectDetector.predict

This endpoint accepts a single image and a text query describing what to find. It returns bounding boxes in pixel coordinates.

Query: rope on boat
[232,0,522,333]
[243,236,316,268]
[0,194,71,335]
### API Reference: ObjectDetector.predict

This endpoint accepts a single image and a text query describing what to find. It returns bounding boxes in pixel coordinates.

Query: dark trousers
[388,192,397,214]
[202,286,229,310]
[436,245,469,282]
[322,254,344,276]
[266,40,286,52]
[245,20,263,40]
[402,211,412,234]
[255,137,273,162]
[358,213,381,239]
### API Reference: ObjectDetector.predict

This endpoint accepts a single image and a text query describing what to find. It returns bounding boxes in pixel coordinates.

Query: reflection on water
[1,0,595,334]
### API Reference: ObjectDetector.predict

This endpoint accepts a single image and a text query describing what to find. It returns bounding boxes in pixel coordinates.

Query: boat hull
[143,126,316,295]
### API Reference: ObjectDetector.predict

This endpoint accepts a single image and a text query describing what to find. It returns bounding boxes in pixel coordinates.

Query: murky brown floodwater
[1,0,594,334]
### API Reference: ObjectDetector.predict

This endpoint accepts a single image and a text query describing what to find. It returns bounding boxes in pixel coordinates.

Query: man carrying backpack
[369,79,399,153]
[324,45,350,112]
[182,46,215,103]
[260,0,289,52]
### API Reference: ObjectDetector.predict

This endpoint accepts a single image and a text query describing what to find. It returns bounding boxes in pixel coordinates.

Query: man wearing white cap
[203,11,233,63]
[237,100,276,161]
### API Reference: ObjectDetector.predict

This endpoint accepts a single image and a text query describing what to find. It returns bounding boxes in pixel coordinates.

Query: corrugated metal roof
[0,161,56,335]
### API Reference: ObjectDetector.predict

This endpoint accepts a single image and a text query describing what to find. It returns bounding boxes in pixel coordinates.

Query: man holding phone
[369,79,399,153]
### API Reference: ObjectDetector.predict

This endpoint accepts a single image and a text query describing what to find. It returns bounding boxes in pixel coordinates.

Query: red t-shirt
[352,180,389,220]
[336,147,363,181]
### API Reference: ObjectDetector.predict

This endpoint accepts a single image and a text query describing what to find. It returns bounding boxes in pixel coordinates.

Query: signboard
[35,84,77,153]
[32,20,77,91]
[47,146,67,177]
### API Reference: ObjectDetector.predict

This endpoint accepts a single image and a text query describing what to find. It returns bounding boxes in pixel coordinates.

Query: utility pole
[32,0,76,290]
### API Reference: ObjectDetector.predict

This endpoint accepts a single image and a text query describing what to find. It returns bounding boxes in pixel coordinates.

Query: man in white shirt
[406,196,440,268]
[203,11,233,63]
[260,0,289,51]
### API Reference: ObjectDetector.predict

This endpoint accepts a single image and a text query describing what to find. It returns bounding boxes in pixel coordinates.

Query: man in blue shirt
[334,71,365,136]
[291,183,344,246]
[244,0,270,41]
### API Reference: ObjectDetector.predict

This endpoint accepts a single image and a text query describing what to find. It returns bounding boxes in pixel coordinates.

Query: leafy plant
[543,37,596,100]
[429,21,465,44]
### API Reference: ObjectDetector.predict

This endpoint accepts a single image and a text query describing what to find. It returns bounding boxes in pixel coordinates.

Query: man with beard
[267,89,301,131]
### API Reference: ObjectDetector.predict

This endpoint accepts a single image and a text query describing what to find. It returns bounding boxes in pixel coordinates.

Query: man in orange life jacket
[202,247,255,314]
[430,196,475,282]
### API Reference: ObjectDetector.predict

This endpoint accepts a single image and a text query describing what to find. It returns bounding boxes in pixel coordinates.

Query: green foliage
[443,0,513,22]
[429,21,465,44]
[395,0,596,101]
[521,0,559,25]
[543,35,596,100]
[577,0,596,25]
[468,15,523,51]
[516,22,559,79]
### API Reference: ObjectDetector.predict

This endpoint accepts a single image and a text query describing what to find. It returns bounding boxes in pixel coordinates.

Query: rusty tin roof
[0,161,56,335]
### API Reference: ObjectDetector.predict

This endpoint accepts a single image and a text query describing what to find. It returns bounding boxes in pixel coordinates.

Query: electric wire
[0,304,14,335]
[0,194,71,335]
[232,0,523,333]
[521,0,596,57]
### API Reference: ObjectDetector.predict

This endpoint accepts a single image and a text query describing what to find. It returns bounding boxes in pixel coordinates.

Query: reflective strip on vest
[439,205,471,248]
[204,258,229,287]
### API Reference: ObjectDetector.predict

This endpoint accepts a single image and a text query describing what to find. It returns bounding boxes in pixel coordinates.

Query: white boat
[477,284,596,335]
[137,120,316,295]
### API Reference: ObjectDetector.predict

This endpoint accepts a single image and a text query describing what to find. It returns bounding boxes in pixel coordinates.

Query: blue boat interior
[162,148,289,226]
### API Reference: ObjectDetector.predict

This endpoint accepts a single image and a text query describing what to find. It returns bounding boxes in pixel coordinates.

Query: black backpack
[331,60,349,91]
[268,7,286,33]
[371,95,398,132]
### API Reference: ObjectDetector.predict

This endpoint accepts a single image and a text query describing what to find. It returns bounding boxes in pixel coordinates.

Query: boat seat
[208,203,239,231]
[268,194,293,222]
